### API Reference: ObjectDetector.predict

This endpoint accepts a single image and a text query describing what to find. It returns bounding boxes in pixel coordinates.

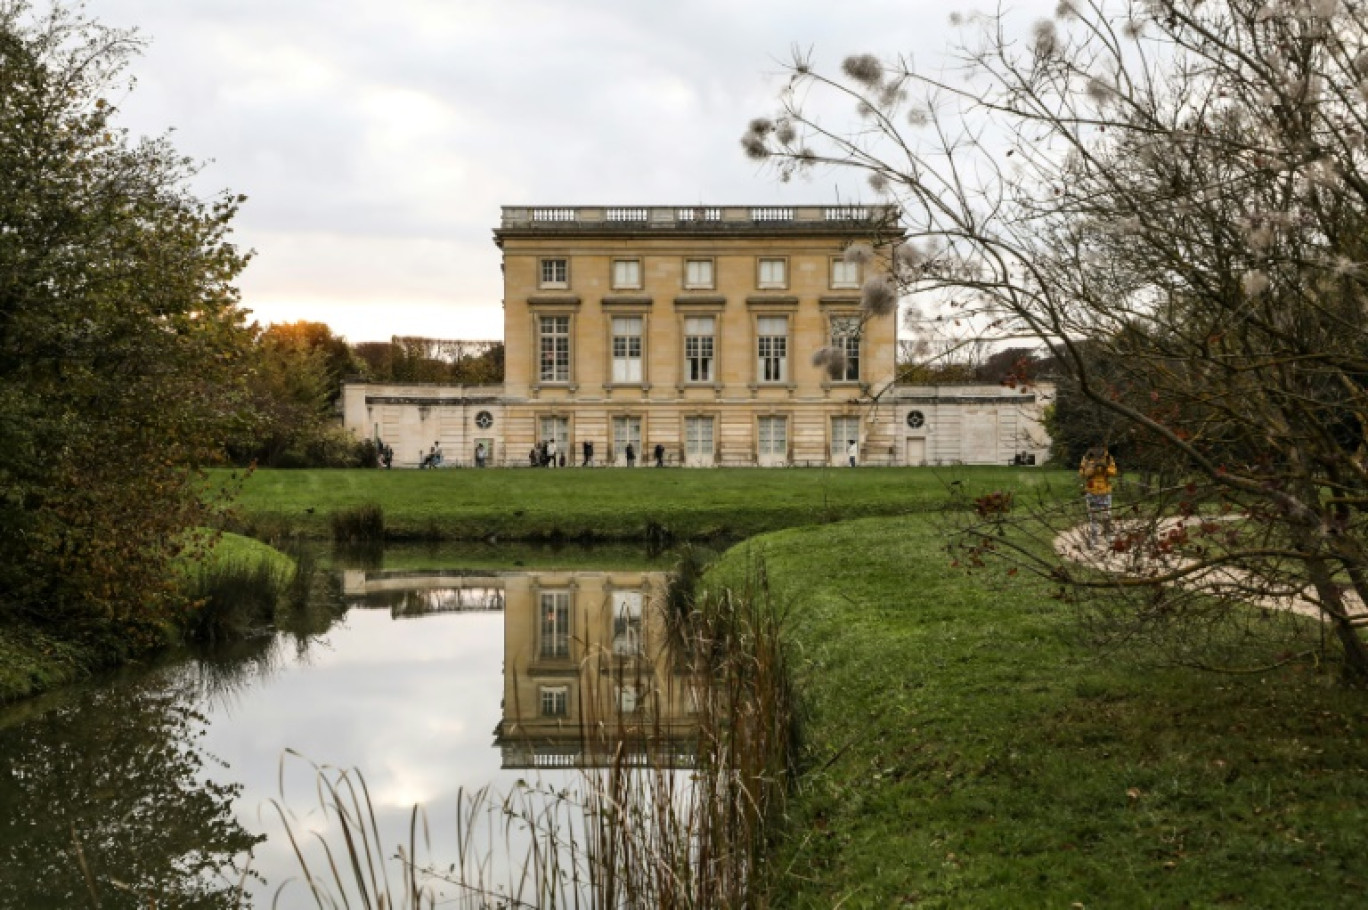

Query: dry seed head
[861,277,899,317]
[1033,19,1059,57]
[1242,270,1271,296]
[842,54,884,86]
[844,242,875,264]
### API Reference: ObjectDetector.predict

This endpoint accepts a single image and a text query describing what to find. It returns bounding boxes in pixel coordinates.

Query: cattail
[842,54,883,86]
[861,277,899,317]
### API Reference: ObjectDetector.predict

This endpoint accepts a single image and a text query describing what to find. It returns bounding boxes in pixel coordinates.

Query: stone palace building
[341,204,1052,467]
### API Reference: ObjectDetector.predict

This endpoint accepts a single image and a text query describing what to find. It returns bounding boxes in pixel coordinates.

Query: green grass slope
[222,466,1065,541]
[712,516,1368,908]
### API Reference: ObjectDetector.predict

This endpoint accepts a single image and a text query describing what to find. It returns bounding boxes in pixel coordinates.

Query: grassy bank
[708,516,1368,907]
[0,532,297,706]
[221,465,1066,542]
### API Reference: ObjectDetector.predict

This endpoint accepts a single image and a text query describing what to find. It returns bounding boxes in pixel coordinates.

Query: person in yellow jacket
[1079,446,1117,547]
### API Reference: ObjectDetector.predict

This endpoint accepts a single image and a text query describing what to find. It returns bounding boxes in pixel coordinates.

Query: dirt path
[1054,516,1368,624]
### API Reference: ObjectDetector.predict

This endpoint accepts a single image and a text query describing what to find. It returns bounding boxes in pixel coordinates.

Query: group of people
[527,440,670,468]
[418,442,444,469]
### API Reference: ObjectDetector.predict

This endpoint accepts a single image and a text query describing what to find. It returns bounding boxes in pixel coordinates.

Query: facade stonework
[496,204,900,466]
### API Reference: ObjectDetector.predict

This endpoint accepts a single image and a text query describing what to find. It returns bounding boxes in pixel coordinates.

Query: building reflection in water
[341,567,700,770]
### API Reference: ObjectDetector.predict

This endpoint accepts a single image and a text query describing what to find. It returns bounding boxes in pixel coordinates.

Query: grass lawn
[219,465,1068,541]
[709,516,1368,908]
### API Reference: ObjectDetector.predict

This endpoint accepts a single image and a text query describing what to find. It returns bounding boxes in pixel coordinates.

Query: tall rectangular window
[684,259,714,289]
[612,591,644,657]
[611,316,643,383]
[758,258,787,289]
[758,416,787,457]
[684,316,715,383]
[539,316,570,383]
[540,685,568,717]
[539,591,570,659]
[830,316,861,382]
[612,259,641,290]
[612,416,642,463]
[685,416,714,456]
[756,316,788,383]
[831,259,861,289]
[540,415,568,456]
[831,416,861,458]
[540,258,568,289]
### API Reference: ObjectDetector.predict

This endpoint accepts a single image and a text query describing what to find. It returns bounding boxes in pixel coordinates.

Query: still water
[0,545,691,908]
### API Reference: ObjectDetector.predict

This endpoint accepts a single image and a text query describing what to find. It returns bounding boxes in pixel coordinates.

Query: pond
[0,544,699,908]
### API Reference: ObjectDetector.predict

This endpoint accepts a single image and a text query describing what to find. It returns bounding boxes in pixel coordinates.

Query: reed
[330,502,386,543]
[181,559,289,646]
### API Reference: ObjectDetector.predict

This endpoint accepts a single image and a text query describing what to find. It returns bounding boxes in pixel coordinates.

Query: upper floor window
[684,316,715,383]
[539,316,570,383]
[612,259,641,290]
[757,258,787,289]
[830,316,861,382]
[611,316,643,383]
[540,685,569,717]
[831,258,861,289]
[684,258,715,290]
[757,315,788,383]
[540,258,569,289]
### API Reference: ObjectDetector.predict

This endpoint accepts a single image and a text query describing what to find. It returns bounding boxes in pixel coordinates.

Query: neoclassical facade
[340,204,1053,467]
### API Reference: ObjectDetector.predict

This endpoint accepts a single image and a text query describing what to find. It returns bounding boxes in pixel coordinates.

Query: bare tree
[745,0,1368,680]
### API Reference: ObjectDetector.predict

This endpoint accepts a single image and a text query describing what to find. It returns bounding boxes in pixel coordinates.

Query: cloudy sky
[87,0,1024,342]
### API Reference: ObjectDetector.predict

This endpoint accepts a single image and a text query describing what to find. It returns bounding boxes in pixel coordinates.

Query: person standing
[847,439,858,467]
[625,443,636,468]
[583,440,593,467]
[653,443,665,468]
[546,438,558,468]
[475,442,486,468]
[1079,446,1118,547]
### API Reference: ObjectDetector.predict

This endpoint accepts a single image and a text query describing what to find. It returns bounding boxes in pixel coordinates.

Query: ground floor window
[758,416,787,457]
[831,416,860,458]
[612,591,643,657]
[540,416,569,457]
[612,416,642,463]
[685,416,714,457]
[539,590,570,659]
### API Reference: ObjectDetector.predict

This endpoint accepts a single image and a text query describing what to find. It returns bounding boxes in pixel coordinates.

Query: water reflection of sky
[201,607,540,904]
[0,556,687,907]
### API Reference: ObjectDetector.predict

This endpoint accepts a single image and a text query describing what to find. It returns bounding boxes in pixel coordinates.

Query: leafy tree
[229,321,369,467]
[352,336,504,384]
[0,2,253,645]
[745,0,1368,680]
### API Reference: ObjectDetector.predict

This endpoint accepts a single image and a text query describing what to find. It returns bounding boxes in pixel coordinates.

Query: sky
[84,0,1029,343]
